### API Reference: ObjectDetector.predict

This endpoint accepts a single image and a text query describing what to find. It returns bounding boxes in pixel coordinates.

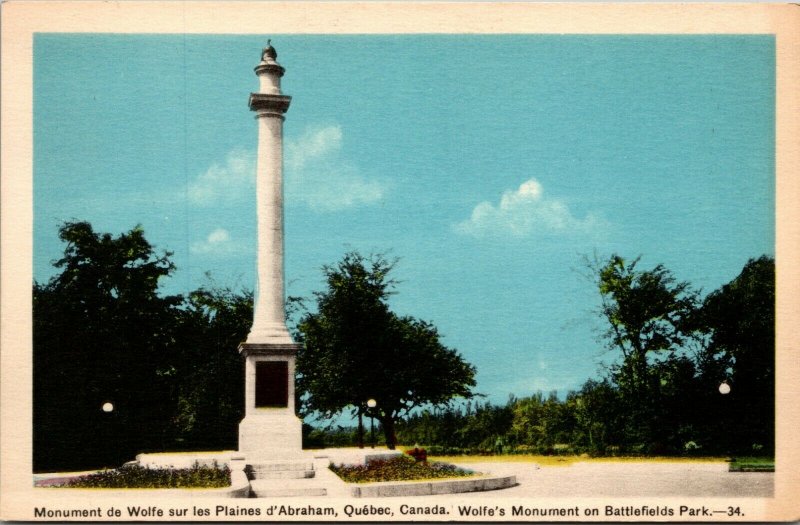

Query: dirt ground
[430,460,773,498]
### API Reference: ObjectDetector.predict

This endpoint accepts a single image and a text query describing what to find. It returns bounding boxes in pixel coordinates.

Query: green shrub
[553,443,572,455]
[330,455,476,483]
[683,440,701,455]
[47,462,230,489]
[427,445,473,456]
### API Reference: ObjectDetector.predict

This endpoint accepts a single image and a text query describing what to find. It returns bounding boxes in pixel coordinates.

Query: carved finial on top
[262,40,278,61]
[254,41,285,78]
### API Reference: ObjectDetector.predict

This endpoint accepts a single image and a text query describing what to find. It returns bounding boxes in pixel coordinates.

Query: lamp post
[357,406,364,449]
[717,380,732,459]
[367,399,377,449]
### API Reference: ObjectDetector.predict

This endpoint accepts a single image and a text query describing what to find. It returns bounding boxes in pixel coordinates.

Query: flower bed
[40,463,231,489]
[330,455,477,483]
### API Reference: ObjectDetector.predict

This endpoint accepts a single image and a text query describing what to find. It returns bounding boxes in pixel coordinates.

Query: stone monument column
[238,42,303,459]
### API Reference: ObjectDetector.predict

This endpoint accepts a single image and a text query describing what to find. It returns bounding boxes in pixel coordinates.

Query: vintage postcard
[2,1,799,521]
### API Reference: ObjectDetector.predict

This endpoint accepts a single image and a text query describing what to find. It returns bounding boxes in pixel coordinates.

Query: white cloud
[286,125,343,172]
[285,125,386,212]
[191,228,240,254]
[454,177,603,238]
[188,149,255,206]
[188,125,385,213]
[206,228,230,244]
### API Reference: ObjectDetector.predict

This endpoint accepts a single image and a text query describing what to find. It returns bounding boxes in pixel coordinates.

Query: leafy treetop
[296,251,476,448]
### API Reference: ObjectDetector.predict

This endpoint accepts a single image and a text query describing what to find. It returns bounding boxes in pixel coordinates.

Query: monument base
[238,410,303,460]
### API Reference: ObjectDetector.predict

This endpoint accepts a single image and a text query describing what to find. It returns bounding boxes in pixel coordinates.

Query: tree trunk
[357,408,364,449]
[381,416,397,450]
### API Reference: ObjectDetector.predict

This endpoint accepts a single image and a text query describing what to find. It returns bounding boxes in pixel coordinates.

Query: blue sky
[34,34,774,405]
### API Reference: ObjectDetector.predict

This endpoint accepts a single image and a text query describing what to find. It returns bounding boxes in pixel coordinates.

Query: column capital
[249,93,291,114]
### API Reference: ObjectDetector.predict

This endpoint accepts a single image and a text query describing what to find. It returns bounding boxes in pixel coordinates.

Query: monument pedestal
[238,411,304,460]
[238,342,302,459]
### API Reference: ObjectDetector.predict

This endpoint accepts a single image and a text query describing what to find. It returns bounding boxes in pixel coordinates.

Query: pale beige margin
[1,2,798,522]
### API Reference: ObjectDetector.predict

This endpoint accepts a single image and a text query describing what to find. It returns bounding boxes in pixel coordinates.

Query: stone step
[249,479,327,497]
[249,468,315,480]
[247,461,314,472]
[246,461,316,480]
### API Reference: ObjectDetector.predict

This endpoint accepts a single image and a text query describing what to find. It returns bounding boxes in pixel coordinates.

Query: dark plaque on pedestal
[255,361,288,407]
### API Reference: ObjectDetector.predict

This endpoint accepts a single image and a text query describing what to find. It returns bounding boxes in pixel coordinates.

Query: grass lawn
[728,456,775,472]
[429,454,730,467]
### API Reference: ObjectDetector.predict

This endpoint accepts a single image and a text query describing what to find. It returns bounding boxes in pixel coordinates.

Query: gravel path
[424,461,773,498]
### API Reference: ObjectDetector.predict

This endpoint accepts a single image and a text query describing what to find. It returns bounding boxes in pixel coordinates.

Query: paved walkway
[414,460,773,499]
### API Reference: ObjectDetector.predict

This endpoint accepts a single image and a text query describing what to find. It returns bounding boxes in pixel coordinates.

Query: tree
[296,252,476,449]
[587,254,700,450]
[570,379,623,454]
[171,286,251,450]
[591,254,698,393]
[34,221,182,471]
[700,256,774,453]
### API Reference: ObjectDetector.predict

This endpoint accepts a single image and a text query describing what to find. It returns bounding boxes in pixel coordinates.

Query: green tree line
[396,253,774,457]
[33,221,773,471]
